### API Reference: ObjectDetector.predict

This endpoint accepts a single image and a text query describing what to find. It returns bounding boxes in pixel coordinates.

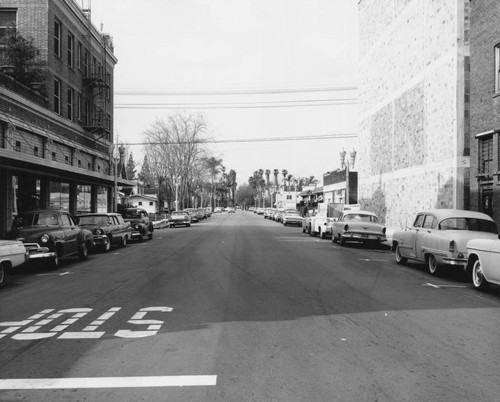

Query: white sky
[89,0,359,184]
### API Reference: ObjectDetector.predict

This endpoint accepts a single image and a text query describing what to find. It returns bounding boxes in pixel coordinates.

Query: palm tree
[204,156,224,211]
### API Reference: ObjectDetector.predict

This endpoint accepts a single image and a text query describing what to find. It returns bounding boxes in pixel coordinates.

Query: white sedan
[0,240,28,288]
[467,236,500,290]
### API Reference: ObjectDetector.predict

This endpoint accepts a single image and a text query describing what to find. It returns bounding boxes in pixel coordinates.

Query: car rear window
[439,217,498,233]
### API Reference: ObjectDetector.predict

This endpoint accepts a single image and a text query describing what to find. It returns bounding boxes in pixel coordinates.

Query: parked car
[302,209,317,233]
[169,211,191,228]
[227,207,235,213]
[466,236,500,290]
[282,210,303,227]
[392,209,498,276]
[77,213,132,251]
[8,209,94,268]
[332,210,386,247]
[0,240,28,288]
[121,208,154,241]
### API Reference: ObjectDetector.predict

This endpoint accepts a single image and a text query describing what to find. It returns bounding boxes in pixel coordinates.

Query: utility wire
[115,85,358,96]
[119,133,357,147]
[115,99,357,110]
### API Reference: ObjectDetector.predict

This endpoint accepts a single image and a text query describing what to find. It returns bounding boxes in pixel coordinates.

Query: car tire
[339,235,345,247]
[103,237,111,252]
[332,234,337,243]
[427,254,441,276]
[0,263,6,289]
[320,228,326,239]
[78,243,89,260]
[395,244,407,265]
[471,259,489,290]
[148,231,153,240]
[48,253,59,270]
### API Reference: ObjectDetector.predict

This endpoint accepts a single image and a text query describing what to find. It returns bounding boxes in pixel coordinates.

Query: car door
[402,214,425,259]
[414,214,436,261]
[61,213,78,255]
[483,238,500,283]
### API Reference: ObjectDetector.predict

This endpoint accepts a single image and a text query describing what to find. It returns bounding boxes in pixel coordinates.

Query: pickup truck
[0,240,28,288]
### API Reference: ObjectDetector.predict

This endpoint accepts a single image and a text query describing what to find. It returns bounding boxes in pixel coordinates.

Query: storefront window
[97,186,108,212]
[50,181,70,210]
[77,185,91,213]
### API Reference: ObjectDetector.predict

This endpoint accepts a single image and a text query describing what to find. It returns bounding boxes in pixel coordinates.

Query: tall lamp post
[109,143,126,212]
[340,148,357,205]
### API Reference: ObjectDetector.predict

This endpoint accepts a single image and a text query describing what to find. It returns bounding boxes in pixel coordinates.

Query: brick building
[357,0,471,230]
[469,0,500,222]
[0,0,134,236]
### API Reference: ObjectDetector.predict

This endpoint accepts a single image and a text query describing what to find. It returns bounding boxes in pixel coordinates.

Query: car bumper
[442,257,468,267]
[23,243,57,260]
[341,233,386,242]
[93,235,109,246]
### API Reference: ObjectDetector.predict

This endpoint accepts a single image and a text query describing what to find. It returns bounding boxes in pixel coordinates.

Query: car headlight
[94,229,103,235]
[40,234,50,243]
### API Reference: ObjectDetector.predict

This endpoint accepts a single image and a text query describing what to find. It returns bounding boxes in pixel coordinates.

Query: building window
[54,19,62,57]
[15,141,20,152]
[52,152,56,161]
[65,155,69,164]
[67,32,74,67]
[479,135,493,174]
[67,88,74,121]
[496,44,500,93]
[83,50,89,77]
[54,78,61,114]
[77,94,82,121]
[77,41,82,69]
[0,9,16,39]
[139,202,143,206]
[34,146,39,156]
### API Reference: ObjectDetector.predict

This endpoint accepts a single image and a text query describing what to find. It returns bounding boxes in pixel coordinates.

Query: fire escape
[81,5,112,142]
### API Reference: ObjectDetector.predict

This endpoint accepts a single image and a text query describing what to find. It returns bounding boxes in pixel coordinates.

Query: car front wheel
[78,243,88,260]
[427,254,441,276]
[103,236,111,252]
[472,259,489,290]
[0,263,6,289]
[395,244,407,265]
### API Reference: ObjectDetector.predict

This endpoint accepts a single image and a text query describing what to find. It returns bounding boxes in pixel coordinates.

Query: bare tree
[143,112,209,210]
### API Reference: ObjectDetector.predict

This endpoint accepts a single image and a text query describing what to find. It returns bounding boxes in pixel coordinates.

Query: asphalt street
[1,211,499,401]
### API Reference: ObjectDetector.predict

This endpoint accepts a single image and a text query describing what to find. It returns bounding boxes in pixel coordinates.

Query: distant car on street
[77,213,132,251]
[393,209,498,276]
[169,211,191,228]
[282,210,302,227]
[0,240,28,288]
[332,210,386,247]
[466,236,500,290]
[8,209,94,268]
[121,208,154,241]
[227,207,235,213]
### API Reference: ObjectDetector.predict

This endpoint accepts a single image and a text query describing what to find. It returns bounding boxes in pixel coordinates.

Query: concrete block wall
[358,0,468,230]
[469,0,500,223]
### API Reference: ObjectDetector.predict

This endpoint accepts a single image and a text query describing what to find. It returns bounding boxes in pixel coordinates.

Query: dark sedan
[121,208,154,241]
[77,213,132,251]
[8,209,94,268]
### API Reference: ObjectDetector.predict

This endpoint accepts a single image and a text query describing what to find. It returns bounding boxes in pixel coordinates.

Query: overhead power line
[115,99,357,110]
[115,85,358,96]
[119,133,357,147]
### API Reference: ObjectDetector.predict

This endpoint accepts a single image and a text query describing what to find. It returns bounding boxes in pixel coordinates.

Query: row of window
[53,77,111,130]
[53,17,108,80]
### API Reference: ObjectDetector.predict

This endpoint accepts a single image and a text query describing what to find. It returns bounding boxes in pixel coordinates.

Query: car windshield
[286,211,301,216]
[439,217,498,233]
[78,215,110,226]
[172,211,186,216]
[12,212,59,228]
[344,214,378,222]
[123,210,141,218]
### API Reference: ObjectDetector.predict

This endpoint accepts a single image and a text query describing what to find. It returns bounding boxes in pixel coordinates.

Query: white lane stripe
[0,376,217,389]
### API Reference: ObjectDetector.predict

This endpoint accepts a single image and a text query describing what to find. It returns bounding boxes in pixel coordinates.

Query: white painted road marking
[423,283,467,289]
[0,376,217,389]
